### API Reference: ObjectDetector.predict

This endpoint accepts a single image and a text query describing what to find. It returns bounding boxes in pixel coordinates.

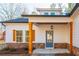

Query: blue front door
[46,31,53,48]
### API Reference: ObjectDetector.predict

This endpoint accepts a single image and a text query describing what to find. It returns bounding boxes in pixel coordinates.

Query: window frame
[15,30,23,43]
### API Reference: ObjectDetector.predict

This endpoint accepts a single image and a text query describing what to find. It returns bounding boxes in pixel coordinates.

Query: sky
[25,3,68,8]
[0,0,78,3]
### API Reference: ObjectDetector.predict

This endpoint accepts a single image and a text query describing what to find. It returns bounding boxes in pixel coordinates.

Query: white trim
[23,30,25,43]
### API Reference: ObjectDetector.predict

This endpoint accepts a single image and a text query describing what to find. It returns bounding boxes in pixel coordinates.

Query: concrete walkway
[32,49,70,56]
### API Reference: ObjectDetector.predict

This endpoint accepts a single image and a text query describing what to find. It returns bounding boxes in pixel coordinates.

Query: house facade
[4,17,70,47]
[0,3,79,55]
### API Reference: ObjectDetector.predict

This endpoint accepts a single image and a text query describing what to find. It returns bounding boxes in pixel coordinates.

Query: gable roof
[0,18,28,23]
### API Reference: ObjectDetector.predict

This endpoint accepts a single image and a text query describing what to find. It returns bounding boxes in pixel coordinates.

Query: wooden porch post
[70,22,73,54]
[29,22,33,55]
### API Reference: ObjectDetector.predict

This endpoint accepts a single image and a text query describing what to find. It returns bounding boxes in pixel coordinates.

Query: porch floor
[32,49,74,56]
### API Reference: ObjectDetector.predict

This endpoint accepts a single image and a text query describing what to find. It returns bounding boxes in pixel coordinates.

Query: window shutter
[32,30,35,41]
[3,31,6,40]
[13,30,16,41]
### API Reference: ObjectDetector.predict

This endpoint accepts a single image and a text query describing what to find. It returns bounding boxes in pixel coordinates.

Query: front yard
[0,47,29,56]
[0,45,75,56]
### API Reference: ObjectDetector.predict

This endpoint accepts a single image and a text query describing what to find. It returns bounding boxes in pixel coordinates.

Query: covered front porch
[25,16,73,55]
[28,22,73,55]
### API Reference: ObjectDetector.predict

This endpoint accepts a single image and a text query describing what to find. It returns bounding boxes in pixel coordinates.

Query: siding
[73,15,79,47]
[5,23,29,43]
[29,17,70,23]
[4,22,70,44]
[33,24,70,43]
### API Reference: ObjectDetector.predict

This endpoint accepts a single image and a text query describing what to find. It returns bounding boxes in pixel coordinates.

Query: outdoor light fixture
[50,25,53,30]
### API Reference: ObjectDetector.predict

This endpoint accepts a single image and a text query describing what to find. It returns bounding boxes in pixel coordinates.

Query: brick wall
[6,43,45,49]
[33,43,45,48]
[6,43,28,48]
[6,43,79,55]
[66,43,79,56]
[54,43,68,49]
[72,46,79,56]
[6,43,69,49]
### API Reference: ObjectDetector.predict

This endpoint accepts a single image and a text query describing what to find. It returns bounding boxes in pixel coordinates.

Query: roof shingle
[0,18,28,23]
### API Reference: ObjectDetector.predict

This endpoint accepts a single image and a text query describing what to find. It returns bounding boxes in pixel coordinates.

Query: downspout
[1,23,6,31]
[1,23,6,28]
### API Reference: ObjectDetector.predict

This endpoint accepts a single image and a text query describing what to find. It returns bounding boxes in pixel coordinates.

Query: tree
[68,3,75,13]
[0,3,25,30]
[50,3,56,9]
[0,3,24,21]
[58,3,62,8]
[63,3,75,15]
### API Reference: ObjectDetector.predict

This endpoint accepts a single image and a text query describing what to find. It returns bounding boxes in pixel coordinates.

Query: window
[44,12,49,15]
[25,31,29,42]
[51,12,55,15]
[16,30,23,42]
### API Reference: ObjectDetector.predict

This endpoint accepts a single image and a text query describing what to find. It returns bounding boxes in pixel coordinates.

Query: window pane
[16,37,22,42]
[26,37,29,42]
[26,31,29,35]
[16,30,22,42]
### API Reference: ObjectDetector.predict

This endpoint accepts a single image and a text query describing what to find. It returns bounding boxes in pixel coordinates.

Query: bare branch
[0,3,24,21]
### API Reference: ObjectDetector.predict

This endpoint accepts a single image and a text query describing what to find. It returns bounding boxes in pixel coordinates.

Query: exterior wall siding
[5,23,70,45]
[6,43,69,49]
[29,17,70,23]
[33,24,70,44]
[5,23,29,43]
[70,8,79,55]
[73,15,79,48]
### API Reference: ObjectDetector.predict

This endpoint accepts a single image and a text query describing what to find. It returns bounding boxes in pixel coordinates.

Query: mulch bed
[0,47,36,56]
[0,48,29,56]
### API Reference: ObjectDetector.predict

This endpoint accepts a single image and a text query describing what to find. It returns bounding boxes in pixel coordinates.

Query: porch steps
[32,49,71,56]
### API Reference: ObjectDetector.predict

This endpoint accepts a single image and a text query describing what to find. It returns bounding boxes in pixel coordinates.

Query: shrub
[2,47,9,51]
[33,47,36,50]
[2,47,16,52]
[23,47,28,50]
[23,47,36,51]
[9,48,16,52]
